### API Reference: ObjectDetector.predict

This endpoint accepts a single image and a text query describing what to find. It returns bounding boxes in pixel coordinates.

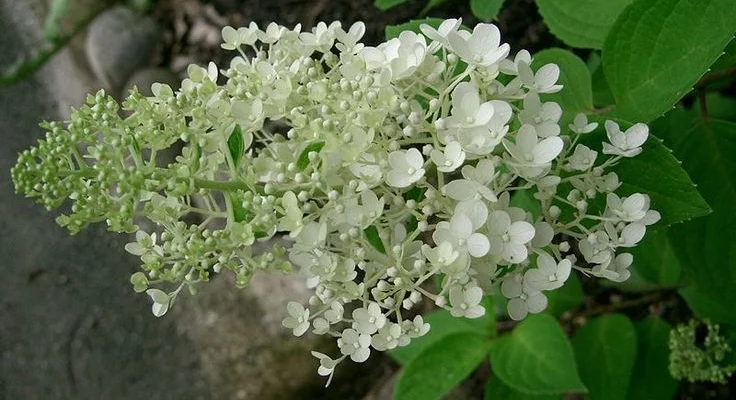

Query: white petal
[455,199,488,230]
[443,179,477,201]
[526,291,548,314]
[507,298,528,320]
[533,136,564,164]
[467,233,490,257]
[508,221,535,244]
[625,123,649,148]
[621,223,646,246]
[535,64,559,89]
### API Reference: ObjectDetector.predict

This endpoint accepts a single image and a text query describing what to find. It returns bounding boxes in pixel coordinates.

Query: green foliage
[395,332,491,400]
[669,319,736,384]
[374,0,410,11]
[227,124,244,167]
[536,0,632,49]
[470,0,504,21]
[296,141,325,170]
[572,314,637,400]
[603,0,736,122]
[627,317,677,400]
[667,120,736,324]
[544,272,583,316]
[613,137,711,226]
[485,373,558,400]
[532,49,593,127]
[490,314,587,395]
[363,225,387,254]
[389,308,489,365]
[629,228,681,285]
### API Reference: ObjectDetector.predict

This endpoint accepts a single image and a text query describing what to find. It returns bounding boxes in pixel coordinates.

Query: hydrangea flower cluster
[12,19,659,382]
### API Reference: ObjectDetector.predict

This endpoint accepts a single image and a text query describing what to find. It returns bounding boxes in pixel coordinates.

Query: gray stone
[85,6,161,92]
[121,67,180,98]
[0,2,209,399]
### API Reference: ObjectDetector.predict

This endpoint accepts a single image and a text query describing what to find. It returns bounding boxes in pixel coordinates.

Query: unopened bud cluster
[12,19,659,382]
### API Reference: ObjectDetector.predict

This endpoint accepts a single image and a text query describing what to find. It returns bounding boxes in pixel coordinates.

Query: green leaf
[390,308,488,365]
[230,193,249,222]
[296,141,325,170]
[603,0,736,122]
[545,272,584,316]
[385,18,444,40]
[374,0,410,11]
[532,49,593,127]
[227,124,244,167]
[363,225,386,254]
[627,317,677,400]
[630,228,682,285]
[668,119,736,324]
[485,373,558,400]
[572,314,637,400]
[470,0,505,21]
[710,38,736,72]
[490,314,587,395]
[509,189,541,220]
[613,136,711,226]
[536,0,632,49]
[395,332,491,400]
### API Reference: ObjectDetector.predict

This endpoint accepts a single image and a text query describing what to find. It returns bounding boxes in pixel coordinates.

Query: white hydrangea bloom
[371,322,403,351]
[501,274,548,320]
[34,18,662,381]
[569,113,598,134]
[487,210,535,263]
[352,302,387,335]
[567,144,598,171]
[386,148,425,188]
[519,94,562,138]
[524,252,572,291]
[448,285,485,318]
[602,121,649,157]
[433,213,490,258]
[338,328,372,362]
[431,141,466,172]
[447,23,510,67]
[517,61,563,94]
[283,301,311,336]
[504,125,564,178]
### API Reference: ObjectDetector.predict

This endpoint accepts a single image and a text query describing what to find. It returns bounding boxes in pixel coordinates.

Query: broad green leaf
[626,317,677,400]
[490,314,587,395]
[545,272,583,316]
[536,0,632,49]
[572,314,637,400]
[485,373,558,400]
[363,225,386,254]
[710,39,736,72]
[385,18,444,40]
[668,119,736,324]
[390,308,488,365]
[374,0,409,11]
[532,49,593,127]
[296,141,325,170]
[613,136,711,226]
[603,0,736,122]
[395,332,491,400]
[630,228,682,285]
[696,93,736,123]
[471,0,505,21]
[227,124,244,167]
